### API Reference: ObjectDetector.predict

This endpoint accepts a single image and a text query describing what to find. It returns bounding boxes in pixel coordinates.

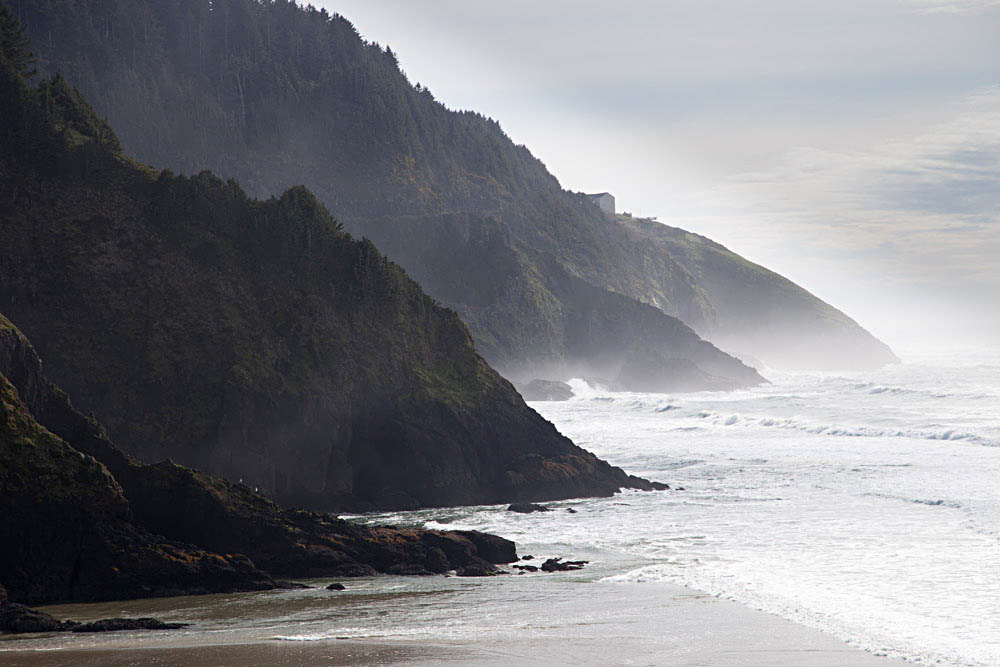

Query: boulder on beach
[0,602,76,634]
[0,585,186,635]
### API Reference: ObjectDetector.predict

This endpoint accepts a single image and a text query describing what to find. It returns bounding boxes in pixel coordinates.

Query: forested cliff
[0,311,521,606]
[0,22,660,513]
[6,0,878,382]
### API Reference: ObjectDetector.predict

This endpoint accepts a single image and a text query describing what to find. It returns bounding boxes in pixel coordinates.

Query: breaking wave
[643,405,999,447]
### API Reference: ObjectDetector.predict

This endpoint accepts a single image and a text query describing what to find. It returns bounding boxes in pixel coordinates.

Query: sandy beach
[0,580,905,666]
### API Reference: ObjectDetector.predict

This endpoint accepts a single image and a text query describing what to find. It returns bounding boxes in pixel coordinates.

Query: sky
[323,0,1000,350]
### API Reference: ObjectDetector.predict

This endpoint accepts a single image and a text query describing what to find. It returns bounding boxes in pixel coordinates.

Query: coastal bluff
[18,0,896,377]
[0,312,518,607]
[0,56,664,514]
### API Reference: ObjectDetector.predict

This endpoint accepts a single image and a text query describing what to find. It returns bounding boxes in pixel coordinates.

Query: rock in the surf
[508,503,551,513]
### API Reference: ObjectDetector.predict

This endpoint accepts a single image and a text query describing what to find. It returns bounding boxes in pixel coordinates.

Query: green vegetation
[0,12,652,512]
[14,0,896,373]
[6,0,890,378]
[0,2,34,76]
[0,316,278,605]
[0,310,520,606]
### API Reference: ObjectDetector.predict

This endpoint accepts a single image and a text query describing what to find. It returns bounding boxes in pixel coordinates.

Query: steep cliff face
[0,312,518,604]
[0,318,276,605]
[358,213,764,385]
[0,49,659,512]
[14,0,896,373]
[615,218,898,370]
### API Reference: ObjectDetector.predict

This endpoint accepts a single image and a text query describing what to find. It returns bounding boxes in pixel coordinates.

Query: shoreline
[0,580,908,666]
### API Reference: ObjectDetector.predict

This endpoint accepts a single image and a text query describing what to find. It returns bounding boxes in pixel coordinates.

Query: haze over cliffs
[615,217,898,370]
[11,0,893,380]
[0,41,659,513]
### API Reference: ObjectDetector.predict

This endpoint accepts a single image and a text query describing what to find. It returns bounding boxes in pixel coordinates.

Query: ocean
[414,346,1000,664]
[5,347,998,665]
[518,346,1000,665]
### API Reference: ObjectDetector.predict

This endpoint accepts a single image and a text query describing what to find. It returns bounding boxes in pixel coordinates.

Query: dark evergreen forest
[14,0,543,207]
[10,0,895,376]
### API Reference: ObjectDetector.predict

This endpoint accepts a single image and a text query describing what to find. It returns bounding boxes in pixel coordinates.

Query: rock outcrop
[0,312,520,606]
[0,584,75,633]
[0,321,277,605]
[71,618,189,633]
[540,558,588,572]
[0,585,189,634]
[517,380,574,402]
[508,503,552,514]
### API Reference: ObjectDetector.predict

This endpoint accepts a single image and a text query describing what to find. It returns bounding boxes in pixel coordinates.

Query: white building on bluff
[586,192,615,220]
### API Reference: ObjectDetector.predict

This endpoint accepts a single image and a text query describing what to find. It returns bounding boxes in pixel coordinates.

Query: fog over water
[326,0,1000,349]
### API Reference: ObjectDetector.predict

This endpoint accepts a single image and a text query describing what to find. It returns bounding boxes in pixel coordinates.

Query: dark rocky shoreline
[0,586,190,634]
[0,313,668,621]
[0,315,520,611]
[0,65,674,515]
[0,39,670,623]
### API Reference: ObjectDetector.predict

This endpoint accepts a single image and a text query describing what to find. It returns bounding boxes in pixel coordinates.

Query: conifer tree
[0,3,36,78]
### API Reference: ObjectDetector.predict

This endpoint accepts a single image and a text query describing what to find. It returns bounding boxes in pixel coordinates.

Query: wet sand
[0,641,451,666]
[0,581,906,666]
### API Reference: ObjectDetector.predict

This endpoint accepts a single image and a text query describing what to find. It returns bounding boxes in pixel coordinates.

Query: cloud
[672,87,1000,344]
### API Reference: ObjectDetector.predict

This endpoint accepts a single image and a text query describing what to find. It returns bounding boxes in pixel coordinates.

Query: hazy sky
[323,0,1000,349]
